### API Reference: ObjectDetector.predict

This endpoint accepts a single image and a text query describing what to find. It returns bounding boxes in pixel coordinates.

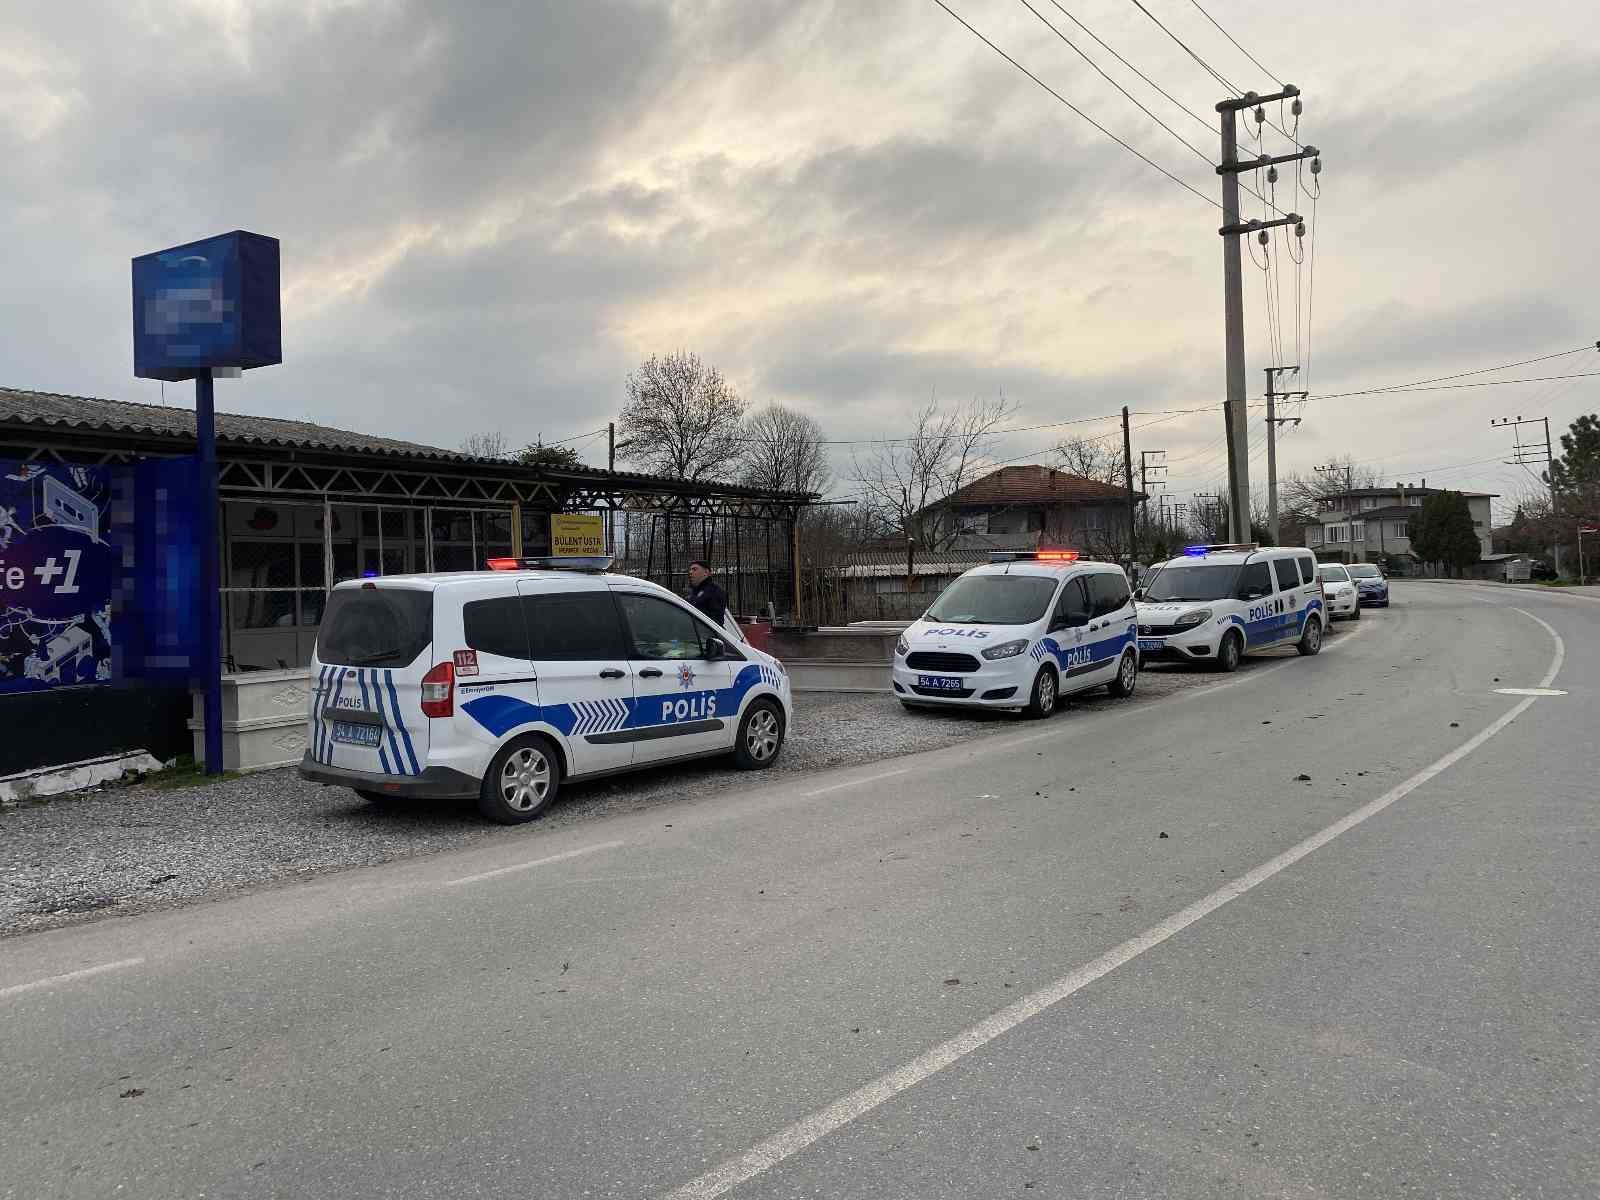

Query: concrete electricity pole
[1315,461,1356,563]
[1491,414,1562,577]
[1216,86,1316,544]
[1140,449,1167,541]
[1122,406,1137,565]
[1264,366,1306,545]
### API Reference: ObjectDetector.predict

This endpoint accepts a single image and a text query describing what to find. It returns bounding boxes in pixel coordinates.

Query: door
[614,591,737,761]
[1044,575,1100,687]
[1233,560,1279,647]
[517,585,636,777]
[1084,571,1136,684]
[1271,557,1306,643]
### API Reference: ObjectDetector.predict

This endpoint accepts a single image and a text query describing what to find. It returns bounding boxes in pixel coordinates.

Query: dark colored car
[1348,562,1389,607]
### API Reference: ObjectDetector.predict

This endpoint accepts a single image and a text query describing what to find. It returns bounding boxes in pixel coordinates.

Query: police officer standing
[685,559,727,626]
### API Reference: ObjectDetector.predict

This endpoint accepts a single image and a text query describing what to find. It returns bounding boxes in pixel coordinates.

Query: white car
[298,557,792,823]
[1135,544,1326,671]
[892,551,1139,718]
[1316,562,1361,621]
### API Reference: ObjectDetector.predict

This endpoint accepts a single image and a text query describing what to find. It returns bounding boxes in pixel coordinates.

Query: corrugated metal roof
[0,386,812,500]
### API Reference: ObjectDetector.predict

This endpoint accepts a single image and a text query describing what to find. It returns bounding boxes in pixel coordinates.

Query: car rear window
[317,586,433,667]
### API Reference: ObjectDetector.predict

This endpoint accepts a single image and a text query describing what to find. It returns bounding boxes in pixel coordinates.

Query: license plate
[915,674,964,691]
[1138,638,1165,651]
[332,721,383,748]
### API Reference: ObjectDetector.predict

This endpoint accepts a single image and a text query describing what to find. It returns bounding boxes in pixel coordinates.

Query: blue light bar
[1183,545,1210,556]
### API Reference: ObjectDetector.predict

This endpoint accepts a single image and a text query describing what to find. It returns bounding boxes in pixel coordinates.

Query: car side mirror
[704,635,726,660]
[1133,587,1146,600]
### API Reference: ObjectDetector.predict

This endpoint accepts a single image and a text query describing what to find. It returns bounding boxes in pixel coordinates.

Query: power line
[1299,370,1600,402]
[1125,0,1239,93]
[930,0,1222,210]
[1187,0,1282,87]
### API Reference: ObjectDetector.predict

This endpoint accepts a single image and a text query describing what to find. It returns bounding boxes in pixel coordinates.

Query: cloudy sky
[4,0,1598,518]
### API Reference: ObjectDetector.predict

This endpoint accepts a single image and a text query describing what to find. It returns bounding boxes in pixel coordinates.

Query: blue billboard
[0,459,201,694]
[132,231,282,381]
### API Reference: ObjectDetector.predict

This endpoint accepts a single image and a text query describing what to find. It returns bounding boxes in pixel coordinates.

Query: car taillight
[420,661,454,718]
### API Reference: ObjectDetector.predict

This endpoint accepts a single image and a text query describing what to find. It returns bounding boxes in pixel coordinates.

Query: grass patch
[143,756,241,791]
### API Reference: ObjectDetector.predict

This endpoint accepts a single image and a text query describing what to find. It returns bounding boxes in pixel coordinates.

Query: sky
[3,0,1598,522]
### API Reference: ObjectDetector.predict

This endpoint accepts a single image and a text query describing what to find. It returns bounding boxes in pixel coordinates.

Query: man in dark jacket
[686,560,727,626]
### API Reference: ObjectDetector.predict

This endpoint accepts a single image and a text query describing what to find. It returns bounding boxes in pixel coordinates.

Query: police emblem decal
[677,662,696,689]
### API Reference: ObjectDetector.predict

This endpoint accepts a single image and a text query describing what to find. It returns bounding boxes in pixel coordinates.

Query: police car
[892,550,1139,718]
[297,557,792,823]
[1134,543,1324,671]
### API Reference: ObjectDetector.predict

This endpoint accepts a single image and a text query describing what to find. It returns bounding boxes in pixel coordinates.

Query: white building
[1304,483,1497,569]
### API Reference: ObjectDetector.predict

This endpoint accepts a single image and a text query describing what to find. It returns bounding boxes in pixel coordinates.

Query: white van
[891,551,1140,718]
[1135,544,1325,670]
[298,558,792,823]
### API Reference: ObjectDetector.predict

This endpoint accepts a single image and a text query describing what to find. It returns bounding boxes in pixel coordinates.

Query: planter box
[190,669,310,772]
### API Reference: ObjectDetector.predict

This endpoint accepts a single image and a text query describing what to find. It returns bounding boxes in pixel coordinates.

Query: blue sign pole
[195,368,224,773]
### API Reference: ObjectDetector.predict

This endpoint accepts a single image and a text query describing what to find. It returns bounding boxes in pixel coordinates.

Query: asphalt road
[3,582,1595,1199]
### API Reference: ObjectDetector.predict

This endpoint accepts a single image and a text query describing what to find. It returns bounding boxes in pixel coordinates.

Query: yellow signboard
[551,513,606,556]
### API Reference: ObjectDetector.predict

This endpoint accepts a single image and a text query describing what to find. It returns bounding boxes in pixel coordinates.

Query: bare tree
[616,351,746,480]
[1277,455,1383,523]
[1051,435,1126,487]
[741,404,831,496]
[851,393,1015,550]
[460,430,511,459]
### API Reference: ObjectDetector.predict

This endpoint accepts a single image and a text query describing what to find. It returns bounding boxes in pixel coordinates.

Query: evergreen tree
[1411,491,1479,574]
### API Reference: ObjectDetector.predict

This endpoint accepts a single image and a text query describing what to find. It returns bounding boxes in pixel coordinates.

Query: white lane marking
[804,768,910,798]
[1511,607,1565,687]
[1495,687,1567,697]
[443,841,623,887]
[0,958,145,1000]
[661,608,1560,1200]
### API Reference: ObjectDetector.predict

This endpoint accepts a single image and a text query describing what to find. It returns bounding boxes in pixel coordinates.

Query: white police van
[1135,543,1324,671]
[297,557,792,823]
[892,550,1139,718]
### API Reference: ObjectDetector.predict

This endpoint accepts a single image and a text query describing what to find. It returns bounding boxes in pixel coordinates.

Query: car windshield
[1317,565,1351,583]
[1348,564,1382,579]
[925,575,1058,625]
[1141,563,1240,602]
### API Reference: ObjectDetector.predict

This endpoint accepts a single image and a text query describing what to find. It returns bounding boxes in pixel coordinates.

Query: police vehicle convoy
[892,550,1139,718]
[298,556,792,824]
[1134,543,1325,671]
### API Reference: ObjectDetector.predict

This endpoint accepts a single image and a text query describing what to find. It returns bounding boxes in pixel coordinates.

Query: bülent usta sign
[131,230,282,381]
[551,513,605,556]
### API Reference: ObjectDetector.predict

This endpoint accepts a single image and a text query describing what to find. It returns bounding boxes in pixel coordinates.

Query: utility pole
[1491,414,1562,577]
[1264,366,1306,545]
[1193,491,1219,542]
[1217,86,1317,544]
[1314,461,1356,563]
[1122,406,1137,566]
[1139,449,1167,541]
[606,421,616,555]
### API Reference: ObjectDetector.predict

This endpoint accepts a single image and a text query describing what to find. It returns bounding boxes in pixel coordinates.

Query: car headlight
[981,638,1030,660]
[1174,608,1212,628]
[896,635,910,656]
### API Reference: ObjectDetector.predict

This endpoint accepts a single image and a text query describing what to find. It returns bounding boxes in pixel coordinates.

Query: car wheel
[1297,615,1323,656]
[478,734,560,824]
[1106,649,1138,698]
[733,699,785,770]
[1215,630,1243,673]
[1351,604,1362,620]
[1023,666,1059,718]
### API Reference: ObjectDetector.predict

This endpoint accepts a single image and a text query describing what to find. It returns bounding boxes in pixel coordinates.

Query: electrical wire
[1125,0,1240,94]
[1187,0,1282,86]
[931,0,1221,210]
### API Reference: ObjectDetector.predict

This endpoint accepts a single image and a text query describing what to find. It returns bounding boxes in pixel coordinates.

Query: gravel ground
[0,651,1304,938]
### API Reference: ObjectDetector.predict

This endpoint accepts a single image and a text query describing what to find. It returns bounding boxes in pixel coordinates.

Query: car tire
[1106,649,1138,698]
[478,734,561,824]
[733,699,786,770]
[1215,630,1243,673]
[1023,666,1059,718]
[1351,604,1362,620]
[1297,615,1323,656]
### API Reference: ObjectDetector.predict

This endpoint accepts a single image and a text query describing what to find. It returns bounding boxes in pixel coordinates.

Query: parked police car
[892,550,1139,718]
[298,557,792,823]
[1135,544,1325,671]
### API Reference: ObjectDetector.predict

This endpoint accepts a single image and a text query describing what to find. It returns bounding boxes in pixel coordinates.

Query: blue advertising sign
[132,231,282,381]
[0,463,117,692]
[0,459,202,694]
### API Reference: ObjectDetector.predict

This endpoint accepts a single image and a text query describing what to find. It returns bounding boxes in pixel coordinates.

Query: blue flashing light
[361,570,379,578]
[1183,545,1210,556]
